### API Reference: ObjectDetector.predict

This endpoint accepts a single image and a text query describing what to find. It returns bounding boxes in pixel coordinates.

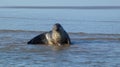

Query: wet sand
[0,30,120,67]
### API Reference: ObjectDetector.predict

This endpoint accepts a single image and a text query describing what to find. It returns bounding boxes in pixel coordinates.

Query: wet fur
[27,23,71,46]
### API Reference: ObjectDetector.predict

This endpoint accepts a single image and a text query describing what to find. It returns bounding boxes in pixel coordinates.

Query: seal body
[27,23,71,46]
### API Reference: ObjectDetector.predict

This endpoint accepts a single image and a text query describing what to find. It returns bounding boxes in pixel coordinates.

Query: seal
[27,23,71,46]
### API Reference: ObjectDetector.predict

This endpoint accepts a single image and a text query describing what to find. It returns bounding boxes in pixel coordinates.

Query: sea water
[0,8,120,34]
[0,7,120,67]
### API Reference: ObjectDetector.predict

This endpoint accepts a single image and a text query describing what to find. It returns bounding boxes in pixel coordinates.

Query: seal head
[51,23,71,46]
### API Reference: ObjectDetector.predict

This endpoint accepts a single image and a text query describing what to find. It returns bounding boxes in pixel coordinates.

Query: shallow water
[0,30,120,67]
[0,7,120,67]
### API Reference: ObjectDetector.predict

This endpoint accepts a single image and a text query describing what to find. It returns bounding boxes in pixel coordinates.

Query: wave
[0,29,45,33]
[0,29,120,35]
[1,16,120,23]
[0,29,119,34]
[0,29,120,41]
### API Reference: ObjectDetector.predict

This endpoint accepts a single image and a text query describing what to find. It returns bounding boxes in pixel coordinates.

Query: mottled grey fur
[27,23,71,46]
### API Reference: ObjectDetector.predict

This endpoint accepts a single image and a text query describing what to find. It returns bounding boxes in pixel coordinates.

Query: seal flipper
[27,33,47,44]
[63,31,71,45]
[62,38,71,45]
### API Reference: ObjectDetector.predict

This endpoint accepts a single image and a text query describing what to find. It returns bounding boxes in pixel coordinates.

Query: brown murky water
[0,30,120,67]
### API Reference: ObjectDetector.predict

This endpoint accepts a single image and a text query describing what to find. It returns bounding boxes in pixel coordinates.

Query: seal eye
[54,25,59,31]
[56,27,60,31]
[53,23,61,31]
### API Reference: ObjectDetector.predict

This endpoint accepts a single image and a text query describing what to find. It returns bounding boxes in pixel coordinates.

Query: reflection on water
[0,30,120,67]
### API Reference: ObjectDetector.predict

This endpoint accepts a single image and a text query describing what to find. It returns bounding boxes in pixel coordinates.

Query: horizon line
[1,6,120,9]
